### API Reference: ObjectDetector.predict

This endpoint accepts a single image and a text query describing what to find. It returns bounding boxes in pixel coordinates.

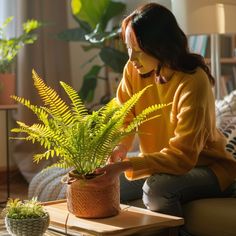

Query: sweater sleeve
[125,73,211,180]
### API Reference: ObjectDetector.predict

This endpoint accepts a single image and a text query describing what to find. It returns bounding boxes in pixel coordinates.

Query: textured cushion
[217,116,236,160]
[28,167,68,201]
[215,90,236,119]
[183,198,236,236]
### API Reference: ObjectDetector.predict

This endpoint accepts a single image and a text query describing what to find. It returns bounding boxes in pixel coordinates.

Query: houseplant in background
[58,0,128,107]
[10,70,169,218]
[2,197,49,236]
[0,16,42,105]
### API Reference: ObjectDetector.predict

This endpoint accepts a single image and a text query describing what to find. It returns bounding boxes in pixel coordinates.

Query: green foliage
[0,17,42,73]
[2,198,48,219]
[58,0,128,103]
[11,70,169,176]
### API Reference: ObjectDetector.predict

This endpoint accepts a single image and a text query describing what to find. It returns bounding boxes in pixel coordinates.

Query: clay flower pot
[66,170,120,218]
[0,73,16,105]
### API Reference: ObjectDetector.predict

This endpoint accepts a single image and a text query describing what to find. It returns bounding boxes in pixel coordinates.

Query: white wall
[0,0,17,170]
[0,0,16,37]
[118,0,171,14]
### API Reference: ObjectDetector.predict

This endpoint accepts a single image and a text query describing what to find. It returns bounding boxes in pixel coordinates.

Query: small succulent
[2,198,48,219]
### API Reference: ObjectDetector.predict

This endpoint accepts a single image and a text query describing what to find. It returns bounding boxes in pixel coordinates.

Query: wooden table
[44,200,184,236]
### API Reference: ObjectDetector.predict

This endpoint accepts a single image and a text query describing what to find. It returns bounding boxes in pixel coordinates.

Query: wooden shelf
[205,58,236,64]
[0,104,18,110]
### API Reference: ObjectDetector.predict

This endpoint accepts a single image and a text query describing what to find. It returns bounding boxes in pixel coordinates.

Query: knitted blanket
[28,167,68,201]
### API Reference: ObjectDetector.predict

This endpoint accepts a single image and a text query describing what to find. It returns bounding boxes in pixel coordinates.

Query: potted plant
[2,198,49,236]
[58,0,128,106]
[10,70,169,218]
[0,17,42,105]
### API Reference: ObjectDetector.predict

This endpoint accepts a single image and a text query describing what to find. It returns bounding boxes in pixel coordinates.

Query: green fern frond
[60,81,88,119]
[98,98,120,124]
[52,162,70,170]
[32,70,73,125]
[42,162,71,172]
[33,150,56,163]
[112,85,153,125]
[125,103,171,132]
[12,121,72,157]
[90,120,123,165]
[11,96,50,125]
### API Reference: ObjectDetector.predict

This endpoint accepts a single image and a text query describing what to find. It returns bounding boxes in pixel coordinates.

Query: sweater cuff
[123,157,150,180]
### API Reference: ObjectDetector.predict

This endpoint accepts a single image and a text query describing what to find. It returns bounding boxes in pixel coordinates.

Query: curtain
[0,0,16,37]
[14,0,71,182]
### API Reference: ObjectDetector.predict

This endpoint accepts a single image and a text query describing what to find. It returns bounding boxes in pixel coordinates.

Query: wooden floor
[0,171,29,208]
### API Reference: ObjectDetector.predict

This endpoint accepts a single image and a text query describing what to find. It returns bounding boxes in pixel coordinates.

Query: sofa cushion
[183,198,236,236]
[217,116,236,160]
[215,90,236,119]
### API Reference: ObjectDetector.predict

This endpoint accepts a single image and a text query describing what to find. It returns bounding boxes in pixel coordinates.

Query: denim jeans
[120,166,235,217]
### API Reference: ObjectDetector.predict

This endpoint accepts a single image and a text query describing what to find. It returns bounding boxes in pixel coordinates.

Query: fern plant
[11,70,169,177]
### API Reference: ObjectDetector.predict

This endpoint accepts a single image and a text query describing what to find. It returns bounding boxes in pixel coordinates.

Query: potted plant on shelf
[10,70,169,218]
[2,198,49,236]
[0,17,42,105]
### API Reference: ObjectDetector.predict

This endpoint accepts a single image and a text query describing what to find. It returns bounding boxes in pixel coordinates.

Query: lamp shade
[171,0,236,35]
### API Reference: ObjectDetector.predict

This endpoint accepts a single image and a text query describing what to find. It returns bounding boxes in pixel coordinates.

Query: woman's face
[125,23,159,75]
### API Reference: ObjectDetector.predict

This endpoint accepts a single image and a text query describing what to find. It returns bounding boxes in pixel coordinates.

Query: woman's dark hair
[121,3,214,85]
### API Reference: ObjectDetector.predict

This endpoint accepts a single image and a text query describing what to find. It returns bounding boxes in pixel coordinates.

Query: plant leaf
[57,27,87,42]
[32,70,73,125]
[99,1,126,31]
[78,65,101,102]
[71,0,110,29]
[100,47,128,73]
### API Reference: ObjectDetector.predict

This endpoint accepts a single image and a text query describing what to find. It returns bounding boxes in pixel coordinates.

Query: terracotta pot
[0,73,16,105]
[66,171,120,218]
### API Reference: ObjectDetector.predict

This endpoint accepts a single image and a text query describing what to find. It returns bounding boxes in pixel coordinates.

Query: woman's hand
[89,161,132,186]
[108,144,128,163]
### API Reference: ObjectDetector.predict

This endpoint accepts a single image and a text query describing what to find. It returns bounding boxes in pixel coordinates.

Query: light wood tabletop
[43,199,184,236]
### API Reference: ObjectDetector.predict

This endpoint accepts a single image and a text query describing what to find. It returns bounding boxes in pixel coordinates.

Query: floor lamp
[172,0,236,100]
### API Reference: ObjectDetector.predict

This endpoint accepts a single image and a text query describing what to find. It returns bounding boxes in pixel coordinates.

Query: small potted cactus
[2,198,49,236]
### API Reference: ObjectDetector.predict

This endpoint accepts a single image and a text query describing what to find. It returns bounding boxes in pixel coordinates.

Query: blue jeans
[120,166,235,217]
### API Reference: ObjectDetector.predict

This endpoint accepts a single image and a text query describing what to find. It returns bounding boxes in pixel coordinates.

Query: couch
[180,91,236,236]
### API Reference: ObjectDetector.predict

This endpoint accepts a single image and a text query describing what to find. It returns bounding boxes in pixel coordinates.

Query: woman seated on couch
[94,2,236,221]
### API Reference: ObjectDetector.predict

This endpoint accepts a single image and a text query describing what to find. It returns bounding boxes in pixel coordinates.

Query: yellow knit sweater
[117,61,236,191]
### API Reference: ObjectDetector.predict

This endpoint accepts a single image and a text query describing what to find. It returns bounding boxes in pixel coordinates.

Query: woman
[95,2,236,218]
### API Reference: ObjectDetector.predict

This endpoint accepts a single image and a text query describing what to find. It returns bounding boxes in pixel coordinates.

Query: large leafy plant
[11,70,168,177]
[0,17,42,73]
[58,0,128,104]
